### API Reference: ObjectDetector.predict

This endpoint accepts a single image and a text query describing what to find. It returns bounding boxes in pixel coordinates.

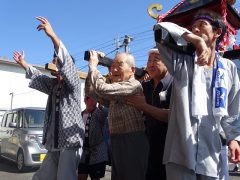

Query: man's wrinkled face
[147,53,167,78]
[110,54,133,82]
[191,19,216,45]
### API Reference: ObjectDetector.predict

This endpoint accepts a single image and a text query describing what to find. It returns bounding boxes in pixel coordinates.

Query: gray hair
[116,52,135,67]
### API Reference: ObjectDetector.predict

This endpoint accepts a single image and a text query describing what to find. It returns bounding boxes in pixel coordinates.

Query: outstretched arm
[13,50,54,95]
[36,16,60,54]
[36,16,81,90]
[13,51,28,70]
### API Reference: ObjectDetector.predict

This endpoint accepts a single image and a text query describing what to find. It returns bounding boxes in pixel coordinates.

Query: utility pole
[9,92,14,110]
[115,35,120,55]
[114,35,133,54]
[122,35,133,53]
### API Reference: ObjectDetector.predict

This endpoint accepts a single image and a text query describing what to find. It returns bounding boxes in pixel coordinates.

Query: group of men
[13,9,240,180]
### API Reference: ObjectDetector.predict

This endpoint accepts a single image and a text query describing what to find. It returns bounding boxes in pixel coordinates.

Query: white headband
[148,48,159,56]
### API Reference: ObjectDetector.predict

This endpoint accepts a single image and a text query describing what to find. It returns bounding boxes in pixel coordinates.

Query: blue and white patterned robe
[26,42,85,149]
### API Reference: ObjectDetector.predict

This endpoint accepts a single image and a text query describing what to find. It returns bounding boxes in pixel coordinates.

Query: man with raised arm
[85,51,151,180]
[154,10,240,179]
[13,17,84,180]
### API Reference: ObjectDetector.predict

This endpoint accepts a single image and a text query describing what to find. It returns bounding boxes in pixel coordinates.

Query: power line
[131,45,153,54]
[49,26,156,70]
[130,38,153,47]
[71,28,154,59]
[129,29,152,37]
[133,32,153,39]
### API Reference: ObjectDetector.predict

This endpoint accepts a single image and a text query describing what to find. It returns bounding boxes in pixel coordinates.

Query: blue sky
[1,0,239,74]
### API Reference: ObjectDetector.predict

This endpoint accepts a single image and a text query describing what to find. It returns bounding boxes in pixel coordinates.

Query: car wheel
[17,150,26,172]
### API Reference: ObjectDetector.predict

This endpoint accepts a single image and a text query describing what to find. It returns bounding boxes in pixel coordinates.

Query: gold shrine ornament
[147,4,163,19]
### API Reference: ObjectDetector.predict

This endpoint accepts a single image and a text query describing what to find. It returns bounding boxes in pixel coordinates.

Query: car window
[0,115,4,127]
[18,111,23,128]
[12,112,22,127]
[1,114,7,127]
[23,109,45,128]
[13,113,18,123]
[6,113,13,127]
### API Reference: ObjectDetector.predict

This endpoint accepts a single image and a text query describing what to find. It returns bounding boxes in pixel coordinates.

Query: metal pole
[124,44,128,53]
[115,35,120,55]
[9,92,13,110]
[123,35,133,53]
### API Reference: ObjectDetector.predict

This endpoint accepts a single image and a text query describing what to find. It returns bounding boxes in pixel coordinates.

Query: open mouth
[112,74,120,78]
[111,74,121,82]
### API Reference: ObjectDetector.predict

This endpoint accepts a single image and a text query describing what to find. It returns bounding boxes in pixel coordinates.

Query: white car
[0,107,47,171]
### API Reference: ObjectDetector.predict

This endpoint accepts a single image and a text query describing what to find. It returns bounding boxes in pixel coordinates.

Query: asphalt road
[0,157,111,180]
[0,157,238,180]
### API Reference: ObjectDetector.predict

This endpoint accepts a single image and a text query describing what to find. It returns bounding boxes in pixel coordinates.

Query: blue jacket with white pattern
[26,42,85,149]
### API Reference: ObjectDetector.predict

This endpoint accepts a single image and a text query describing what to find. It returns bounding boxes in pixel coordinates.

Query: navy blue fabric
[142,74,172,180]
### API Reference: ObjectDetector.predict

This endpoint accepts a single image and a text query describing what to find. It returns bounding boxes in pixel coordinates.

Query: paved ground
[0,157,111,180]
[0,157,239,180]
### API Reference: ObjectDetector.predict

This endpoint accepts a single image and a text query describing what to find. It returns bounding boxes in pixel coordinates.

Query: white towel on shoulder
[192,57,208,118]
[192,53,228,118]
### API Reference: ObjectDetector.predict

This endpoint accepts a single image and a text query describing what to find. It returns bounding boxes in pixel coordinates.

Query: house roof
[0,58,87,79]
[0,58,46,71]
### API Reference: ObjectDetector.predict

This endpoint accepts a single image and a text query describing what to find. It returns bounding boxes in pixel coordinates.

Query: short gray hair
[116,52,135,67]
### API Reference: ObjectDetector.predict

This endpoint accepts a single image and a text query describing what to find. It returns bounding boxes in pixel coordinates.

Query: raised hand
[182,32,211,66]
[194,39,211,66]
[36,16,56,38]
[13,51,28,69]
[88,51,105,70]
[36,16,60,52]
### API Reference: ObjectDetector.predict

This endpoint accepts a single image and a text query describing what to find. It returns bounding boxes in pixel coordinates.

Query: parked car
[0,107,47,171]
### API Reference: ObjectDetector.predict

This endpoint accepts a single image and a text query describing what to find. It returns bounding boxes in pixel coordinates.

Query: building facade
[0,59,86,112]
